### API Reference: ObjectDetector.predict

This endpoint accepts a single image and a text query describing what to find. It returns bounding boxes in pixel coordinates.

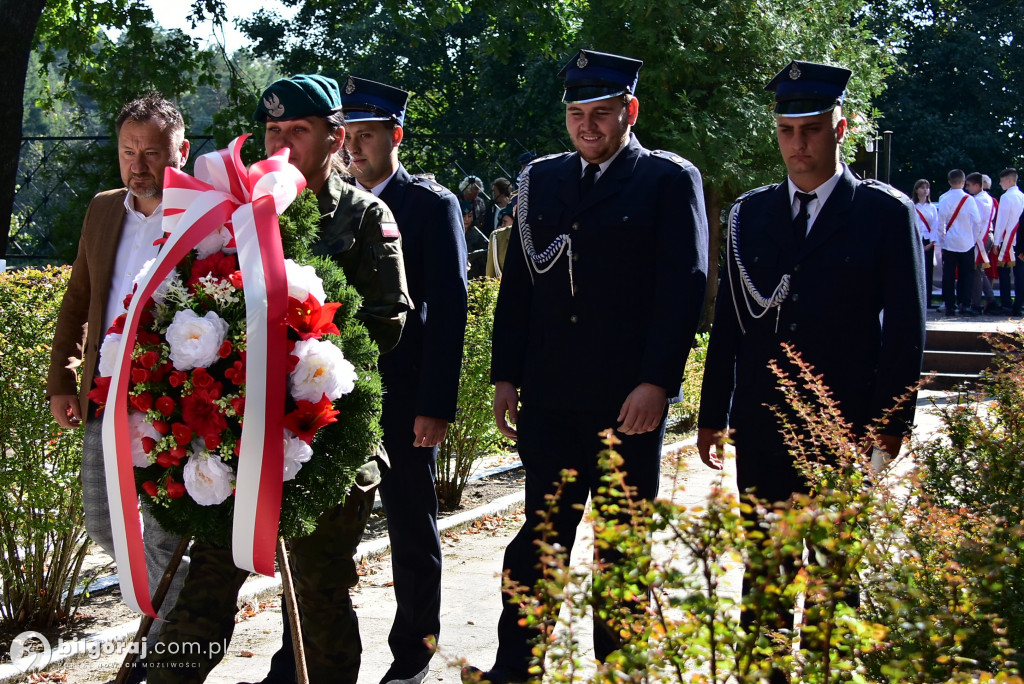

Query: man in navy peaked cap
[463,49,709,684]
[342,75,468,684]
[697,60,924,679]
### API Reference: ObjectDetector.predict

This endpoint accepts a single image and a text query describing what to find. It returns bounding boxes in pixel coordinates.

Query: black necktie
[793,191,817,245]
[580,163,600,196]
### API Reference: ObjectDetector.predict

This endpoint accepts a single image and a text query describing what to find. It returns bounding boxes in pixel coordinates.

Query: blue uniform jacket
[378,165,468,422]
[698,167,925,463]
[491,133,709,413]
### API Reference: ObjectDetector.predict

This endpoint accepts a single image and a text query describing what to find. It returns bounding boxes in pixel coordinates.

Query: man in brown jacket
[47,93,191,684]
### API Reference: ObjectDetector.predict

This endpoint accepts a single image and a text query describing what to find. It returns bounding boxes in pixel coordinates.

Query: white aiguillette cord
[726,201,791,334]
[516,166,575,295]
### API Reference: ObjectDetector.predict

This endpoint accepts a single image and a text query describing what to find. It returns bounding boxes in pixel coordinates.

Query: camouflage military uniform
[147,173,410,684]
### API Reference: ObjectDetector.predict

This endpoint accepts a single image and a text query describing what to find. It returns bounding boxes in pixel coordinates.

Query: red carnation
[172,422,193,446]
[181,388,228,440]
[187,251,239,290]
[166,480,186,499]
[284,395,340,445]
[130,392,153,413]
[87,376,112,414]
[156,396,176,417]
[141,481,159,497]
[287,295,342,341]
[109,313,127,335]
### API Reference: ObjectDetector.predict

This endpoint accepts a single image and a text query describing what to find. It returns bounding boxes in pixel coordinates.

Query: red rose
[172,422,193,446]
[284,395,340,445]
[218,339,233,358]
[156,452,174,468]
[168,370,188,388]
[141,437,157,454]
[169,445,187,460]
[152,419,171,435]
[225,360,245,386]
[204,432,221,450]
[130,392,153,413]
[109,313,127,335]
[141,481,159,497]
[130,367,151,385]
[87,376,112,412]
[230,396,245,416]
[228,271,243,289]
[166,480,186,499]
[138,351,160,369]
[123,292,134,311]
[187,252,239,291]
[156,396,176,416]
[191,367,215,391]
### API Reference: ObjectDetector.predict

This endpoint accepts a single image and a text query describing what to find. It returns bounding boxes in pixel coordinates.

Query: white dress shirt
[973,190,995,240]
[938,187,982,253]
[103,194,164,332]
[787,165,843,236]
[994,185,1024,248]
[355,169,398,197]
[914,202,940,242]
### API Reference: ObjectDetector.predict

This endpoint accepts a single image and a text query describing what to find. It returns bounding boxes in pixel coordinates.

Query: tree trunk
[0,0,46,265]
[702,183,724,333]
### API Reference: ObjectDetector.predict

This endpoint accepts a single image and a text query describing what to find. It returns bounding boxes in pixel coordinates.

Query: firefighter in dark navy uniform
[464,49,709,684]
[696,62,924,681]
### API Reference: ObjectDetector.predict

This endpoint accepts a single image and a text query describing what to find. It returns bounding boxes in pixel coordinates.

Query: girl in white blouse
[914,178,941,309]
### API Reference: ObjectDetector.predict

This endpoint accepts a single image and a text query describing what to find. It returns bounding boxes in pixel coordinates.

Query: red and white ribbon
[103,135,306,616]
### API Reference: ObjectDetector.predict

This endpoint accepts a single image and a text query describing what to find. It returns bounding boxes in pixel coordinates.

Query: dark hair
[948,168,965,183]
[965,171,983,186]
[491,177,512,197]
[1000,167,1018,180]
[912,178,931,204]
[115,92,185,140]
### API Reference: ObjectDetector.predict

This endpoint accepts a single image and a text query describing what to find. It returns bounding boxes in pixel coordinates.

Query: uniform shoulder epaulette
[733,184,777,205]
[409,173,451,196]
[527,151,572,167]
[651,149,692,167]
[860,178,911,203]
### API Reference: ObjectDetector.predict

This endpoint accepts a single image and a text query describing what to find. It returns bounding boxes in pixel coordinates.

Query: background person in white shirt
[966,171,997,313]
[995,167,1024,315]
[913,178,941,309]
[938,168,983,315]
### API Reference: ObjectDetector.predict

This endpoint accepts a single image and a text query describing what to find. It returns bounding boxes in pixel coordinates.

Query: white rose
[284,259,326,305]
[183,447,235,506]
[128,411,161,467]
[283,431,313,481]
[97,332,123,378]
[133,258,178,305]
[289,338,356,403]
[194,225,234,259]
[165,309,229,370]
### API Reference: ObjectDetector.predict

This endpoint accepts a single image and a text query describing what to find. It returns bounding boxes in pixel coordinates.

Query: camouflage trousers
[146,484,377,683]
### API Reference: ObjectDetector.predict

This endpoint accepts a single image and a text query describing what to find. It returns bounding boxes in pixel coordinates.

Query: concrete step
[922,370,985,392]
[922,349,996,375]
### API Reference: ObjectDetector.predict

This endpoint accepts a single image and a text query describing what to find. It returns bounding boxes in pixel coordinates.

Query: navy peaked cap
[340,76,409,127]
[766,60,852,117]
[558,49,643,104]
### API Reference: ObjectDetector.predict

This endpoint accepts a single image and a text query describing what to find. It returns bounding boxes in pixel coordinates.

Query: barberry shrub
[0,266,90,628]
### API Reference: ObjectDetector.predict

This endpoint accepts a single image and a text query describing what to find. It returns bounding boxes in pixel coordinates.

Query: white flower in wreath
[289,338,356,403]
[133,258,179,305]
[284,259,326,305]
[97,332,123,378]
[128,411,161,467]
[165,309,229,370]
[183,446,235,506]
[194,225,235,259]
[283,431,313,481]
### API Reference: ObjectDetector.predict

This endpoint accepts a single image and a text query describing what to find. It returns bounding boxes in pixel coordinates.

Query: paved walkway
[5,388,956,683]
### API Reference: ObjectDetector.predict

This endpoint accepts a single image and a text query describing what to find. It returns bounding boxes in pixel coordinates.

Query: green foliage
[0,266,90,629]
[436,277,502,511]
[670,332,708,433]
[865,0,1024,193]
[486,337,1024,681]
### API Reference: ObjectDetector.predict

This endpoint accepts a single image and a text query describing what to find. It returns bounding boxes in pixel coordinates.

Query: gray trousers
[83,419,190,645]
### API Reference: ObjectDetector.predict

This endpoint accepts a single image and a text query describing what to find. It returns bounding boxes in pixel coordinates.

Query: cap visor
[773,99,838,117]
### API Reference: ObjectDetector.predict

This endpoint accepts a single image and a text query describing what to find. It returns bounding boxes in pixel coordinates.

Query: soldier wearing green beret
[147,74,411,684]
